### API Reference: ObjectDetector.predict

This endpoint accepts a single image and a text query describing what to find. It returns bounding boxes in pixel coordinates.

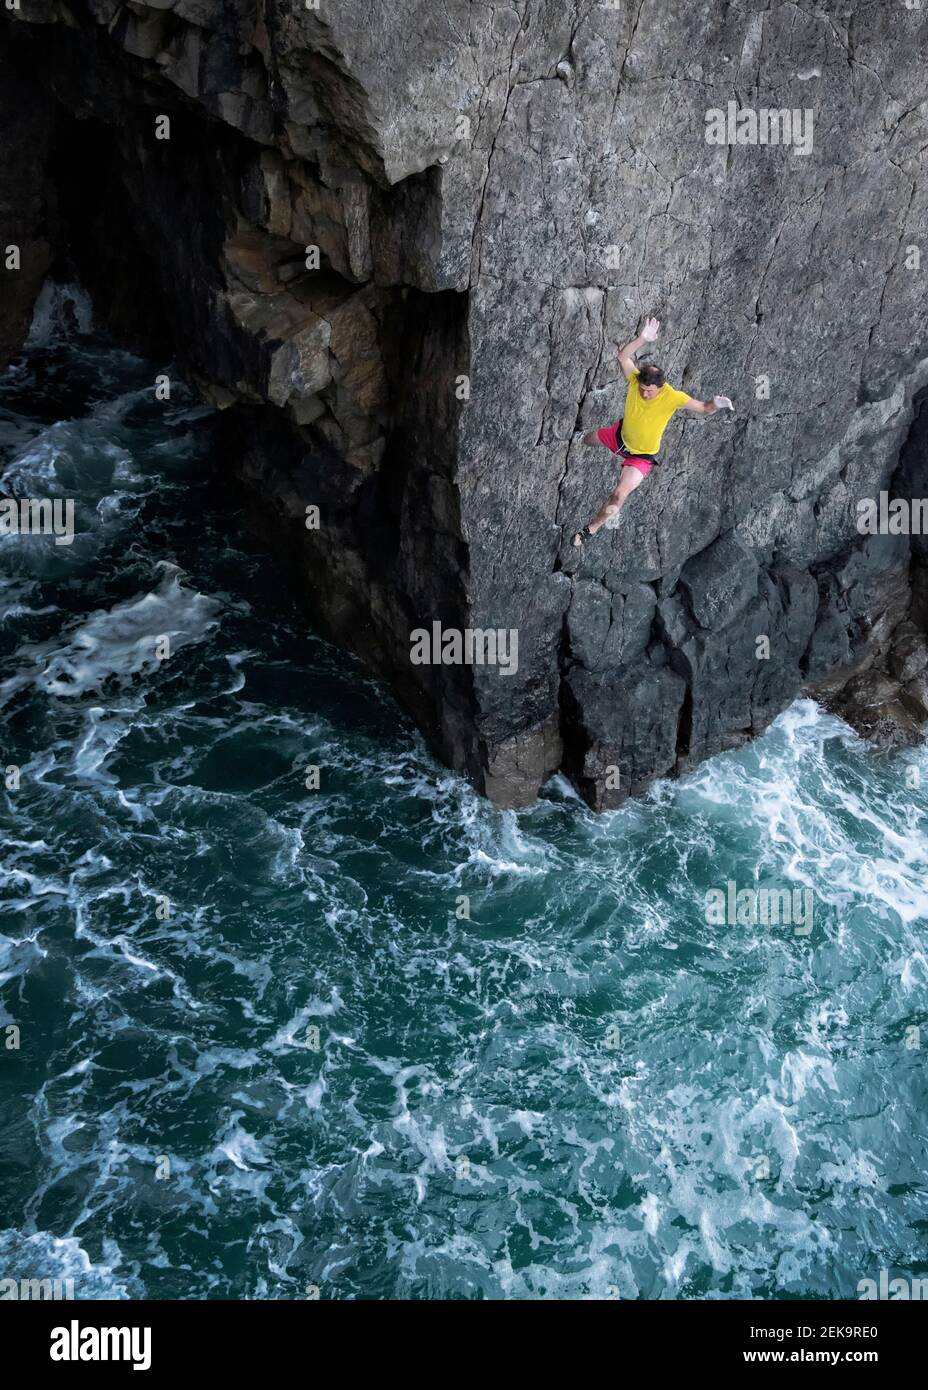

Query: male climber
[573,317,733,546]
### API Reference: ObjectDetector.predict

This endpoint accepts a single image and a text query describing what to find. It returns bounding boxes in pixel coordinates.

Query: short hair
[638,363,665,389]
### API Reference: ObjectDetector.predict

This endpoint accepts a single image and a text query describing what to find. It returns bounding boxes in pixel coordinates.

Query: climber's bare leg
[574,465,645,545]
[590,467,643,532]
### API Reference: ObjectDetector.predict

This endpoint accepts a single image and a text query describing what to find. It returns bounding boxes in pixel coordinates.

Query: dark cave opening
[45,108,176,360]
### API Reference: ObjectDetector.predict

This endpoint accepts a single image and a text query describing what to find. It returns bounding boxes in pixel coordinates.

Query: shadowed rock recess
[3,1,928,808]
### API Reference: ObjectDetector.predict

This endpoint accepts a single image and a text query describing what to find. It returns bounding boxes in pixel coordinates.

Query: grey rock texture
[3,0,928,807]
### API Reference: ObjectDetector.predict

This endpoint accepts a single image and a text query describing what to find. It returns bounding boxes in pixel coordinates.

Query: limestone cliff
[3,1,928,807]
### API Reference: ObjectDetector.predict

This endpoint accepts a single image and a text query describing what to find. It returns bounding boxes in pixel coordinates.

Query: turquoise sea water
[1,299,927,1299]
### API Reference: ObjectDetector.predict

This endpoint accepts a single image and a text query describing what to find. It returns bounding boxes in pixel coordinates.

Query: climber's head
[637,363,665,399]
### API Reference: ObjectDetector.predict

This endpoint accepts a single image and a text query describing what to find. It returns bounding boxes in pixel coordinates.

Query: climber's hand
[713,394,734,411]
[619,318,660,377]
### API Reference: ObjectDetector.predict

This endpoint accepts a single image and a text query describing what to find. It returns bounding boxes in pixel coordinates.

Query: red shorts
[595,420,656,476]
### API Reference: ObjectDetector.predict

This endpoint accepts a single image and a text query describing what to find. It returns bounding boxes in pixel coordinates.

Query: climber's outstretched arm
[683,394,734,416]
[617,315,660,380]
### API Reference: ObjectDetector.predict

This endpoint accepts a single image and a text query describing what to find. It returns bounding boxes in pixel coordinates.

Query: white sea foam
[26,280,94,346]
[0,565,221,705]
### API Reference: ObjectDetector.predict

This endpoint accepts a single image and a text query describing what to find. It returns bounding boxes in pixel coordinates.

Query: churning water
[1,300,926,1300]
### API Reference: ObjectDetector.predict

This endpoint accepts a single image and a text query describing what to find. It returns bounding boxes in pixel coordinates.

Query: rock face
[3,1,928,807]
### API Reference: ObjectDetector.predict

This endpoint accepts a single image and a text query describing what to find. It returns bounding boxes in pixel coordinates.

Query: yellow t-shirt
[621,370,691,455]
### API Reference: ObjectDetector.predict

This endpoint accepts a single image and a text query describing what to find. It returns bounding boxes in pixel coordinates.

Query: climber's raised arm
[682,394,734,416]
[617,315,660,380]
